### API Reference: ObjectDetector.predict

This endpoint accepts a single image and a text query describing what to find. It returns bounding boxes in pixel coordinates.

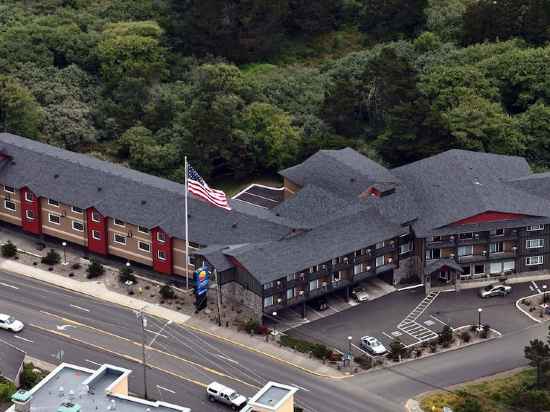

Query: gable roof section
[0,133,291,245]
[392,149,550,236]
[0,338,25,383]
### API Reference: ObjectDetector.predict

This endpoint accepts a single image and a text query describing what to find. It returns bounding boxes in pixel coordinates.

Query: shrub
[20,363,45,390]
[439,325,454,348]
[41,249,61,266]
[71,263,81,270]
[429,342,437,353]
[255,324,271,335]
[118,266,136,284]
[244,319,259,334]
[160,285,175,299]
[512,389,550,411]
[389,339,405,362]
[415,348,422,358]
[1,241,17,258]
[86,259,105,279]
[523,299,531,306]
[480,324,490,339]
[279,335,332,360]
[0,379,16,402]
[456,397,483,412]
[461,331,471,343]
[354,355,372,369]
[469,324,477,333]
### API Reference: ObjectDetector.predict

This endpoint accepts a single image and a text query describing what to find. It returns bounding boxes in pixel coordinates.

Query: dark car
[310,297,329,311]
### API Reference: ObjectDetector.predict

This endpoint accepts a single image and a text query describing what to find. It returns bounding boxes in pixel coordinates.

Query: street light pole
[543,285,548,304]
[477,308,483,332]
[347,336,353,370]
[62,241,67,265]
[137,309,148,400]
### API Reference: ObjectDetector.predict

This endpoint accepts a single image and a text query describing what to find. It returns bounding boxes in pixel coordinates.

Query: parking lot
[287,280,544,353]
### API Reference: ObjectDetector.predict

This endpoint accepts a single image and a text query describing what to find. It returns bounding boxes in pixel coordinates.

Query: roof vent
[473,177,481,185]
[11,161,16,165]
[141,200,147,205]
[231,223,237,228]
[97,187,102,192]
[363,183,396,198]
[350,178,355,183]
[54,174,59,179]
[57,402,81,412]
[275,212,280,216]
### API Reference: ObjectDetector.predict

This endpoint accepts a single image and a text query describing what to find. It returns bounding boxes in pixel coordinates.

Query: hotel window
[25,210,34,220]
[526,256,544,266]
[527,225,544,231]
[48,213,60,225]
[138,241,151,252]
[72,220,84,232]
[354,264,362,275]
[399,242,411,255]
[72,206,84,214]
[287,288,294,300]
[4,200,15,211]
[490,228,504,236]
[474,264,485,274]
[286,273,296,282]
[114,219,125,227]
[376,241,385,249]
[157,250,167,261]
[24,192,34,202]
[375,255,384,267]
[48,199,59,207]
[459,232,473,240]
[490,262,502,274]
[138,226,149,234]
[113,233,126,245]
[489,242,503,253]
[263,295,274,307]
[91,211,101,222]
[458,245,473,256]
[309,279,319,290]
[333,272,342,282]
[503,260,515,272]
[462,266,471,276]
[157,231,166,243]
[432,236,441,242]
[426,248,441,260]
[527,239,544,249]
[4,186,14,194]
[92,230,101,240]
[263,282,274,290]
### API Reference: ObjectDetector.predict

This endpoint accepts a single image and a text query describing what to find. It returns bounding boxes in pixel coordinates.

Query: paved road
[0,270,547,412]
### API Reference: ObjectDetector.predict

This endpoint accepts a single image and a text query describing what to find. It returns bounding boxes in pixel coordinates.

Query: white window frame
[527,225,544,231]
[376,241,385,249]
[157,231,166,243]
[113,233,126,245]
[263,295,274,308]
[526,256,544,266]
[473,264,485,275]
[113,219,125,227]
[527,239,544,249]
[72,206,84,214]
[24,192,34,202]
[72,220,84,232]
[91,211,101,222]
[458,245,473,257]
[492,228,504,236]
[138,226,149,234]
[489,242,503,253]
[138,241,151,253]
[503,260,515,273]
[48,198,59,207]
[459,232,473,239]
[309,279,319,291]
[489,262,502,274]
[25,210,34,220]
[48,213,61,225]
[157,250,166,261]
[399,242,411,255]
[286,273,296,281]
[92,230,101,240]
[375,255,384,267]
[286,288,294,300]
[4,200,16,211]
[3,186,15,194]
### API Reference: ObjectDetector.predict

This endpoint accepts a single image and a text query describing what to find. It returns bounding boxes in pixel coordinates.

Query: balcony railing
[352,270,377,283]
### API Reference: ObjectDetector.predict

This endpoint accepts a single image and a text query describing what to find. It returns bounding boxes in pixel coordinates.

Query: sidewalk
[0,257,344,378]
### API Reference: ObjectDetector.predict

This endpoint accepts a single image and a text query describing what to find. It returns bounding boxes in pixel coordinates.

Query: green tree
[286,0,341,35]
[0,75,42,137]
[425,0,473,43]
[525,339,550,388]
[236,102,302,172]
[516,102,550,168]
[360,0,428,40]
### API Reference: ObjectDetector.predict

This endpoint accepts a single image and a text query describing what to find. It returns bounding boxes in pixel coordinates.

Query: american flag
[187,164,231,211]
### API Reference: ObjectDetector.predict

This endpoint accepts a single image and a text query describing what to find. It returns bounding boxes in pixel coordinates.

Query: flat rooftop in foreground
[244,381,298,411]
[9,363,190,412]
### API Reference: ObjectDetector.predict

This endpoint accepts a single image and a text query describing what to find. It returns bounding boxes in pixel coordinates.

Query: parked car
[479,284,512,298]
[207,382,248,410]
[352,287,370,302]
[360,336,387,355]
[310,297,329,311]
[0,314,24,332]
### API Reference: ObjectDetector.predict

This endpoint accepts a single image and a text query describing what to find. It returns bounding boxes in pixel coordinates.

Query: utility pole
[215,269,222,327]
[137,309,149,400]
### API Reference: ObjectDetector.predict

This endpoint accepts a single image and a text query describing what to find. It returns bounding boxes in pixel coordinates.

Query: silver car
[479,284,511,298]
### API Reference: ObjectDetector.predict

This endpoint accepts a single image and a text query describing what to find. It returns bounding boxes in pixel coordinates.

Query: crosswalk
[397,291,440,342]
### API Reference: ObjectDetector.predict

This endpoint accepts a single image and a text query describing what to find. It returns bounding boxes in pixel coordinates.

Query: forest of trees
[0,0,549,184]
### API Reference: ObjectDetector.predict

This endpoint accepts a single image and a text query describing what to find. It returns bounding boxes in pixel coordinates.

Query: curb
[515,292,546,323]
[0,257,344,380]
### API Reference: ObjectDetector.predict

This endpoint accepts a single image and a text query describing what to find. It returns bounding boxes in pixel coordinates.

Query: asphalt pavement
[0,270,547,412]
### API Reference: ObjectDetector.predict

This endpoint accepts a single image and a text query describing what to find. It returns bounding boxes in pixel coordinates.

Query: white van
[206,382,248,410]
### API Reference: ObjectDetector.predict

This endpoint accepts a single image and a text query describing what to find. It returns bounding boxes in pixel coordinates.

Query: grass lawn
[419,368,536,412]
[215,174,282,197]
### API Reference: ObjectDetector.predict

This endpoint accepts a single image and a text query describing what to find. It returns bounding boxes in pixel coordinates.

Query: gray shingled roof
[224,206,404,283]
[0,339,24,383]
[424,259,464,275]
[392,150,550,236]
[0,133,291,246]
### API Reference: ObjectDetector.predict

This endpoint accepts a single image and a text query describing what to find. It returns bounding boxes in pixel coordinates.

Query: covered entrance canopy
[425,259,464,286]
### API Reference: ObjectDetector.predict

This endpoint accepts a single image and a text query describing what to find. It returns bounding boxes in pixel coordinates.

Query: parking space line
[531,281,542,294]
[382,332,395,340]
[430,314,449,327]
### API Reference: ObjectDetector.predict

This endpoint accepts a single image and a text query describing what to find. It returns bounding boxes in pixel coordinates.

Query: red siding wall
[86,208,108,255]
[151,227,173,274]
[20,187,41,234]
[453,211,526,225]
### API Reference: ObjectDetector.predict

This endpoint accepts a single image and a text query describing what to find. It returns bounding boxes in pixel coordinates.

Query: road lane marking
[0,282,19,290]
[290,384,310,392]
[56,325,77,331]
[217,354,239,365]
[14,335,33,343]
[156,385,176,394]
[85,359,102,366]
[70,304,90,312]
[145,328,168,339]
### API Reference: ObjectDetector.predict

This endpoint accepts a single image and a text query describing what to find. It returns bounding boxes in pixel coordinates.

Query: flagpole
[184,156,189,290]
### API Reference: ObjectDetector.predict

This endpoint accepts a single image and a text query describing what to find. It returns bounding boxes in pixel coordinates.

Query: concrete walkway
[0,258,343,378]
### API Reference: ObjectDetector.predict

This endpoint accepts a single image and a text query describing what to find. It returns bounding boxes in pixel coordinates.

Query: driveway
[288,281,540,352]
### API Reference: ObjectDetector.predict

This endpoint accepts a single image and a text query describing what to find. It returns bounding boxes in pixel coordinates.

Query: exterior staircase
[397,291,440,343]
